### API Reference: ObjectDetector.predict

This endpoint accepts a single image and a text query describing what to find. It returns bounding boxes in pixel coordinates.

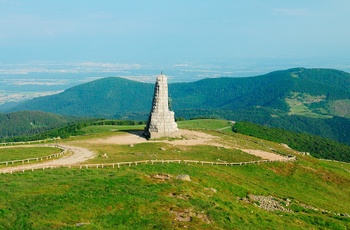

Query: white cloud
[0,90,63,104]
[120,75,155,83]
[2,78,69,86]
[11,80,68,86]
[0,62,142,75]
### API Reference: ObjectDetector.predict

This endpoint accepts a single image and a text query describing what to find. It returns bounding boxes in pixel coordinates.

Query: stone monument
[144,73,179,139]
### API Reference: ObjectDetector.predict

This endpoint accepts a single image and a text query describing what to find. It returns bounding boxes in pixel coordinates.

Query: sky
[1,0,350,68]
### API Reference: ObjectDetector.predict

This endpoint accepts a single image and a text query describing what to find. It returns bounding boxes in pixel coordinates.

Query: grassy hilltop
[0,119,349,229]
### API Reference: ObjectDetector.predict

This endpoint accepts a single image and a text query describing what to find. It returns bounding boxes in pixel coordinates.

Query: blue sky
[1,0,350,67]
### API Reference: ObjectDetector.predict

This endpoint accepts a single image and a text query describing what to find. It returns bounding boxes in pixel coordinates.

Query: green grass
[0,157,349,229]
[0,147,61,162]
[0,120,349,229]
[177,119,232,130]
[84,143,261,164]
[81,124,145,134]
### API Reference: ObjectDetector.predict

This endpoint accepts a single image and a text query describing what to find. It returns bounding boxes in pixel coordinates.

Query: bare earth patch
[89,129,231,148]
[170,208,211,224]
[240,149,287,161]
[92,131,147,145]
[89,129,220,146]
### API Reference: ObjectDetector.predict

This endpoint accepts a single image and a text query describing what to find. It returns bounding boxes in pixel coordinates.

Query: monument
[144,73,179,139]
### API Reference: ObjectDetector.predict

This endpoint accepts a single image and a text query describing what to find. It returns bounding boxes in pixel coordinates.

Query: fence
[0,138,57,146]
[0,156,296,174]
[0,145,67,167]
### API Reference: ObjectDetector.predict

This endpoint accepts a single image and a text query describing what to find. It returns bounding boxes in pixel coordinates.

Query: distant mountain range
[4,67,350,144]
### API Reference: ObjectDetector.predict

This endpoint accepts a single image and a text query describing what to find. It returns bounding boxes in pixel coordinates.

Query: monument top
[158,73,166,80]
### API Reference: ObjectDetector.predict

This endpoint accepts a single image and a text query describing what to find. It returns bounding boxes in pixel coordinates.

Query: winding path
[0,130,292,174]
[0,145,96,173]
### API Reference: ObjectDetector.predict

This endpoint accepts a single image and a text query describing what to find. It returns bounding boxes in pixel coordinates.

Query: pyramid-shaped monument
[144,73,179,139]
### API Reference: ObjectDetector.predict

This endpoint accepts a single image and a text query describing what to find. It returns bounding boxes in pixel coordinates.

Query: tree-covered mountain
[11,68,350,118]
[8,68,350,144]
[9,77,155,118]
[0,111,77,138]
[171,68,350,115]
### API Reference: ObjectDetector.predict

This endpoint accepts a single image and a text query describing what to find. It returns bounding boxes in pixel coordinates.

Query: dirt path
[240,149,287,161]
[0,129,290,173]
[0,145,96,173]
[216,126,232,131]
[89,130,288,160]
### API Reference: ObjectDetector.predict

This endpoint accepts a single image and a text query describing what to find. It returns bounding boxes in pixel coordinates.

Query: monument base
[144,130,180,139]
[144,111,179,139]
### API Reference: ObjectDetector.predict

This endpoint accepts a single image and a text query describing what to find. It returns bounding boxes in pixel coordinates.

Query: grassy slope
[0,147,61,162]
[0,120,349,229]
[177,119,231,130]
[0,158,349,229]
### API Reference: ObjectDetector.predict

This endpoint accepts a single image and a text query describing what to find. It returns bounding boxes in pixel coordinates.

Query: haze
[1,0,349,68]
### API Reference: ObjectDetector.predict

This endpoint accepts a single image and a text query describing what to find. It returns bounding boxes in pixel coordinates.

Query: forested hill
[172,68,350,113]
[10,68,350,118]
[8,68,350,144]
[9,77,155,118]
[0,111,76,138]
